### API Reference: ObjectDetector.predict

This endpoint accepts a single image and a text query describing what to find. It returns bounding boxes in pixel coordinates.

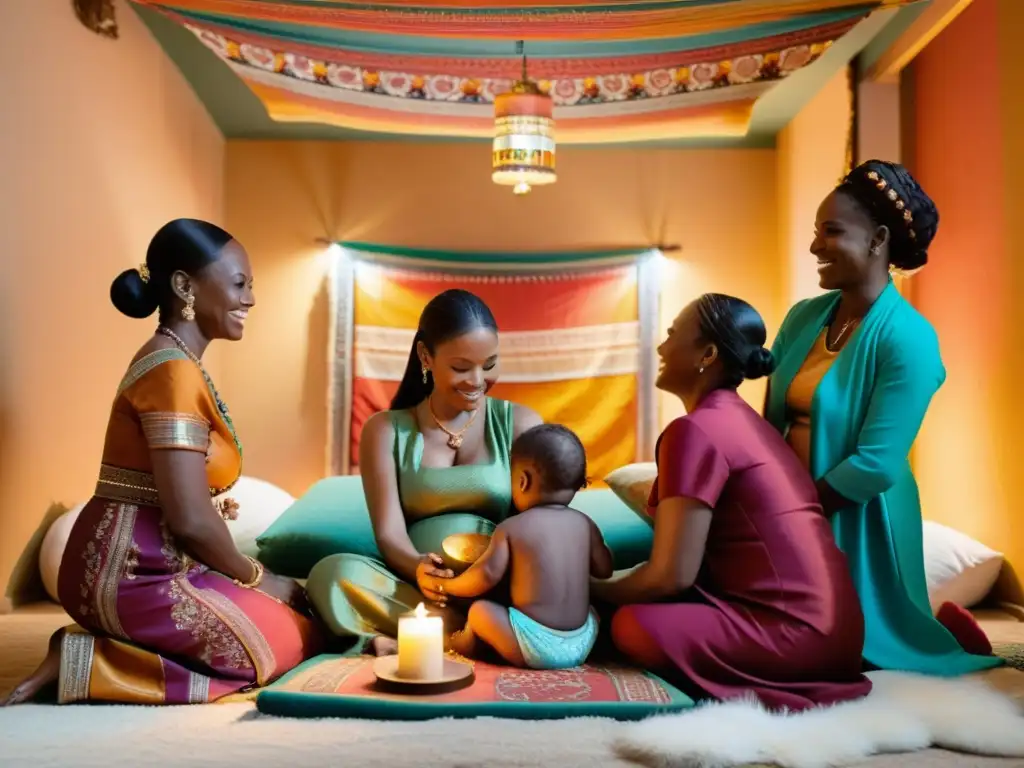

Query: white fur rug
[1,671,1022,767]
[615,671,1024,768]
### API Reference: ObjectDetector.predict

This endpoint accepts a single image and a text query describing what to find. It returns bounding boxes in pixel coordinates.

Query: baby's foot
[369,636,398,657]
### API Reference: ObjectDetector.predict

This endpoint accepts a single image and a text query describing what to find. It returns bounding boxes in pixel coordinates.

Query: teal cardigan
[765,282,1001,675]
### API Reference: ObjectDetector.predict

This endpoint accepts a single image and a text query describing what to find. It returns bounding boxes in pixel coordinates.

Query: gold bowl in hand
[441,533,492,573]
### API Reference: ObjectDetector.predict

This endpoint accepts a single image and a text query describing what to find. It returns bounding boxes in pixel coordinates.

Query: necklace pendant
[447,434,464,450]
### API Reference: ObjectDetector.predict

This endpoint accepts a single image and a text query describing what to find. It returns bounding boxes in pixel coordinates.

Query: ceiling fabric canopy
[129,0,918,143]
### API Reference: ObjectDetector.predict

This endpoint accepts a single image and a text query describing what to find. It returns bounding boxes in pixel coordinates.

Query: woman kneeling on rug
[764,160,1001,674]
[3,220,322,706]
[595,294,873,711]
[303,289,543,654]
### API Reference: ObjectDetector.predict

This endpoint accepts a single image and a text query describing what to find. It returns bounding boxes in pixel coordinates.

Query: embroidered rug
[256,654,692,721]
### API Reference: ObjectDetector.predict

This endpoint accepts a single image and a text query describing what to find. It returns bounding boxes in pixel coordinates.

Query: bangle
[234,555,263,588]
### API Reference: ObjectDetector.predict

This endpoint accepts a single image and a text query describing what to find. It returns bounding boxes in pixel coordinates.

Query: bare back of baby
[499,504,607,631]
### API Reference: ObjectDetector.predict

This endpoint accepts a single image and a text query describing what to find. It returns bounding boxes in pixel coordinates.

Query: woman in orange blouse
[3,219,321,706]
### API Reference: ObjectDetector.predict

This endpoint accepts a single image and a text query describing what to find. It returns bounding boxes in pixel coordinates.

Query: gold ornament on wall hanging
[73,0,119,40]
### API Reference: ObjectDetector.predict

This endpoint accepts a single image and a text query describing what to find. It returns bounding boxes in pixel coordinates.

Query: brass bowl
[441,532,493,572]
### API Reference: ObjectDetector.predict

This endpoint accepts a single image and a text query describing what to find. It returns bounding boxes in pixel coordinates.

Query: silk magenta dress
[54,348,321,704]
[628,389,872,711]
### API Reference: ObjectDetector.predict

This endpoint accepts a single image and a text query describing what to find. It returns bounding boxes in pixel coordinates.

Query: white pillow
[217,476,296,558]
[39,503,85,602]
[922,520,1004,610]
[604,462,657,516]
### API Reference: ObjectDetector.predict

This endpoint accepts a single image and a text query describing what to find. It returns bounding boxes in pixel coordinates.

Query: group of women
[2,160,1002,709]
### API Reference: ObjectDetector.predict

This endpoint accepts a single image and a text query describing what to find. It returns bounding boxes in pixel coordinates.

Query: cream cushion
[39,503,85,602]
[216,476,296,558]
[604,462,657,518]
[922,520,1004,610]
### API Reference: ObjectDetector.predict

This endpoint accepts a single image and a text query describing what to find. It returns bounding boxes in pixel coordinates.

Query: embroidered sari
[54,348,322,704]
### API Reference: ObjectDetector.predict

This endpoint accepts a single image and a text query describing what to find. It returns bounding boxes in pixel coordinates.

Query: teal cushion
[571,488,653,570]
[257,477,653,578]
[256,476,379,577]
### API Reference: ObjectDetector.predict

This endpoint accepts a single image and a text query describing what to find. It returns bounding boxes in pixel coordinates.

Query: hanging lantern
[492,41,555,195]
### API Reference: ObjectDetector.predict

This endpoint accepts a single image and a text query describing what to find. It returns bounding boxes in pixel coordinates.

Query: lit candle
[397,602,444,681]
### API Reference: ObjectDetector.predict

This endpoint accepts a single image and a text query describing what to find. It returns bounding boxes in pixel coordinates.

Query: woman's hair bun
[744,346,775,380]
[110,268,159,319]
[890,247,928,273]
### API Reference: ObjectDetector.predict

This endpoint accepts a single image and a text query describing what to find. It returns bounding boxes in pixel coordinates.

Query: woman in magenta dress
[594,294,871,711]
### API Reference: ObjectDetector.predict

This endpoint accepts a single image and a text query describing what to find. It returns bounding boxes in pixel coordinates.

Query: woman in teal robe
[305,289,541,654]
[765,160,1001,676]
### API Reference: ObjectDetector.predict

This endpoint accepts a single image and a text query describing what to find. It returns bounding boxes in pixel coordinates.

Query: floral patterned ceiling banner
[130,1,915,142]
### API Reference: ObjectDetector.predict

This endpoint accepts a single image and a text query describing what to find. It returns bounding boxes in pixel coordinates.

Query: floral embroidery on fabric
[124,541,141,581]
[159,520,186,574]
[168,576,254,673]
[77,502,136,637]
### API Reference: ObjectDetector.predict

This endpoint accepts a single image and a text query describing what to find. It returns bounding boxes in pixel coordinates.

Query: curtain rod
[315,238,680,252]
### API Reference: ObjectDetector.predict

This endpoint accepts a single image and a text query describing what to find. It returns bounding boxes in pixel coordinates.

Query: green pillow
[256,476,379,577]
[571,488,652,570]
[257,477,653,578]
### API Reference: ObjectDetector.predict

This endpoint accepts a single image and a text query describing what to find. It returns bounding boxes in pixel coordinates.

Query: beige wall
[776,68,853,307]
[0,3,225,602]
[908,0,1024,592]
[221,142,780,497]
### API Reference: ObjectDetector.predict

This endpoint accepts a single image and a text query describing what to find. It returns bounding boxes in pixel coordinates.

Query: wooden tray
[372,655,475,695]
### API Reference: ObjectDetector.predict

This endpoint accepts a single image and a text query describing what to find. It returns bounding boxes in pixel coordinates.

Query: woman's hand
[415,553,454,606]
[258,572,309,613]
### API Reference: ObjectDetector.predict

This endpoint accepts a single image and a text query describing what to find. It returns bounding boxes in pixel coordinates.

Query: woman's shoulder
[784,291,839,326]
[117,345,202,399]
[484,397,541,441]
[875,290,941,361]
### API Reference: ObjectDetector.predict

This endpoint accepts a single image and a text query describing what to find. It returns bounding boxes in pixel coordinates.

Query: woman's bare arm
[592,496,712,604]
[512,403,543,440]
[360,411,423,584]
[150,449,256,583]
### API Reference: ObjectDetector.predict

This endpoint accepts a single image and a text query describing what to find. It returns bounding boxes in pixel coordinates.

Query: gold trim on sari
[139,411,211,451]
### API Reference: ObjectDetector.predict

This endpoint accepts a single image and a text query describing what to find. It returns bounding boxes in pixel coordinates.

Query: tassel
[72,0,119,40]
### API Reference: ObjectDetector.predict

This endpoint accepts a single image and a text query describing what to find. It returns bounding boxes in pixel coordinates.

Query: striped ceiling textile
[129,0,915,142]
[327,244,660,481]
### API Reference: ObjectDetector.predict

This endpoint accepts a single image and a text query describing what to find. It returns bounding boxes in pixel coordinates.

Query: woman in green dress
[305,289,541,653]
[765,159,1001,675]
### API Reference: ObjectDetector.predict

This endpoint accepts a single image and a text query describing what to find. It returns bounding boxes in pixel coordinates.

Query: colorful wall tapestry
[327,245,659,482]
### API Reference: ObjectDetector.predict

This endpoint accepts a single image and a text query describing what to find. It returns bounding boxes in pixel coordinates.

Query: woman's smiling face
[420,327,499,412]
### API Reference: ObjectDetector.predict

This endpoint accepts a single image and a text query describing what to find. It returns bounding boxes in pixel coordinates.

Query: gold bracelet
[234,555,263,588]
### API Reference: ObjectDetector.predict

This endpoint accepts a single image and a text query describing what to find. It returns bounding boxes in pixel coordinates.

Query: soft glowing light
[492,41,556,195]
[397,602,444,680]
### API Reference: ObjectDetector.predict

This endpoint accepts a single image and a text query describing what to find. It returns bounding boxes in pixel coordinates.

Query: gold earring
[182,289,196,322]
[699,366,705,375]
[421,365,429,384]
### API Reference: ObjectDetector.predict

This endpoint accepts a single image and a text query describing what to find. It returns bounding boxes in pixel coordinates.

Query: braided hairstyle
[835,160,938,272]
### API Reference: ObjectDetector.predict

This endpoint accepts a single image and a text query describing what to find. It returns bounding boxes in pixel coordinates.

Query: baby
[423,423,613,669]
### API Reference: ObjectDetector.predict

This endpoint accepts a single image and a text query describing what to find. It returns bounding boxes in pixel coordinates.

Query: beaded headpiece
[862,169,916,241]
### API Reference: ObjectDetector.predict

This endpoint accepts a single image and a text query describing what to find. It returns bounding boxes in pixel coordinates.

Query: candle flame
[414,602,428,618]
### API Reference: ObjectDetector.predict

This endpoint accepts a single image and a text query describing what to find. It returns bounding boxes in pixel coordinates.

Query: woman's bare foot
[447,627,479,660]
[1,629,63,706]
[369,636,398,656]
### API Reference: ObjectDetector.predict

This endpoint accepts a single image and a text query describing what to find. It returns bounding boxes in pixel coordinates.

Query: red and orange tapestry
[327,245,659,481]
